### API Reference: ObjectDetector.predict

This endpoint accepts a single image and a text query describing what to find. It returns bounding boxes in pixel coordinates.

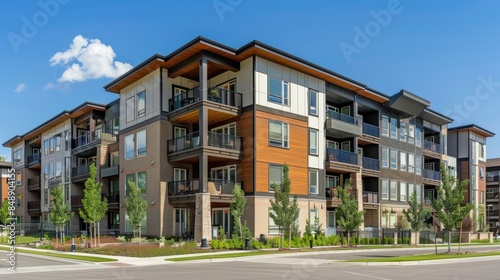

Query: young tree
[79,163,108,248]
[336,179,364,246]
[430,164,472,253]
[230,183,248,241]
[124,180,147,241]
[49,184,73,245]
[0,199,12,243]
[403,190,430,245]
[269,164,299,249]
[0,156,7,162]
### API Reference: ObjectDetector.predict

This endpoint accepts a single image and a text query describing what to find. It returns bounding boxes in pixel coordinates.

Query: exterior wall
[237,110,254,193]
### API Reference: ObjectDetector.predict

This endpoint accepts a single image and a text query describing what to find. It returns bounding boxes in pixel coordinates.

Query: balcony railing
[167,179,241,196]
[325,187,357,199]
[363,191,378,203]
[27,152,41,165]
[486,191,499,199]
[423,169,441,181]
[167,132,242,154]
[72,164,90,178]
[487,175,500,182]
[362,157,379,171]
[327,148,358,165]
[168,86,243,112]
[423,140,441,154]
[488,210,499,216]
[27,176,40,191]
[71,195,83,207]
[106,192,120,204]
[326,110,358,125]
[362,123,379,138]
[72,130,116,149]
[27,201,40,212]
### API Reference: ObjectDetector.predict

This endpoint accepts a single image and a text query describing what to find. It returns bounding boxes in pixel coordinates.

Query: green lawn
[0,236,40,245]
[167,251,277,261]
[346,251,500,262]
[0,247,117,262]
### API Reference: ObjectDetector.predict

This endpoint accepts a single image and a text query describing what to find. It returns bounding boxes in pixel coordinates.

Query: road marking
[344,270,395,280]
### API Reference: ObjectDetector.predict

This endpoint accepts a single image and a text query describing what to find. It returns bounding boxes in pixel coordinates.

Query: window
[49,137,55,154]
[381,179,389,200]
[308,89,318,115]
[443,135,448,155]
[269,164,283,191]
[400,182,407,201]
[480,167,485,180]
[416,127,422,147]
[48,162,54,179]
[309,129,318,155]
[65,130,71,150]
[137,171,147,194]
[408,153,415,173]
[55,161,62,178]
[310,209,319,231]
[400,120,406,141]
[309,169,318,195]
[268,77,289,106]
[381,115,389,137]
[137,91,146,118]
[390,213,397,228]
[125,174,135,192]
[416,156,422,175]
[55,135,62,152]
[13,149,22,164]
[326,175,339,189]
[137,130,147,156]
[390,149,397,170]
[341,141,350,152]
[416,184,422,203]
[124,134,134,159]
[126,96,135,123]
[408,118,415,144]
[269,120,289,148]
[268,209,279,235]
[381,147,389,168]
[65,157,70,182]
[174,127,186,138]
[15,173,21,186]
[408,183,415,197]
[44,140,49,155]
[112,118,119,135]
[390,181,398,201]
[390,117,398,139]
[479,143,485,159]
[400,151,407,171]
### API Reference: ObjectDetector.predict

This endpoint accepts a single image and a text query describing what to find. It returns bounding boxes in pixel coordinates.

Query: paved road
[0,252,76,268]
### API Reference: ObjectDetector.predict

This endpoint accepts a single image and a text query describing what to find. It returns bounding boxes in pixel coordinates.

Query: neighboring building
[486,158,500,231]
[0,161,12,204]
[448,125,495,231]
[2,101,119,234]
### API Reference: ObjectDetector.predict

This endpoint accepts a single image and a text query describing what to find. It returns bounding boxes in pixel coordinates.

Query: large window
[124,130,147,159]
[125,172,147,195]
[308,89,317,115]
[416,156,422,175]
[390,117,398,139]
[268,77,289,106]
[408,153,415,173]
[126,96,135,123]
[400,182,407,202]
[269,120,289,148]
[137,130,147,156]
[381,147,389,168]
[390,149,397,170]
[124,134,134,159]
[381,179,389,200]
[309,169,318,195]
[408,118,415,144]
[416,127,422,147]
[268,209,279,235]
[326,175,339,189]
[400,120,406,141]
[269,164,283,191]
[309,129,318,155]
[55,135,62,152]
[416,184,422,203]
[400,151,407,171]
[381,115,389,137]
[13,149,22,164]
[55,161,62,178]
[137,91,146,118]
[390,181,397,201]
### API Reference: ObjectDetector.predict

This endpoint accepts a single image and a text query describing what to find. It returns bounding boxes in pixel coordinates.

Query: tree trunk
[458,222,463,254]
[97,222,100,248]
[347,231,350,247]
[239,217,242,242]
[89,223,93,248]
[55,228,58,245]
[448,230,451,253]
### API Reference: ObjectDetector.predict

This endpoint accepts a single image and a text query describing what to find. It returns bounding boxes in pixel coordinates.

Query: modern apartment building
[0,161,12,204]
[486,158,500,231]
[448,125,495,230]
[2,101,120,234]
[101,36,461,240]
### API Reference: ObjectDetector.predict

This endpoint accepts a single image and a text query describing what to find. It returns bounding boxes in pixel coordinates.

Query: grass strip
[0,246,117,262]
[346,250,500,262]
[167,251,278,261]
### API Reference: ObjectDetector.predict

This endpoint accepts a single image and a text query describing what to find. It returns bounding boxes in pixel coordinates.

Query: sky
[1,0,500,160]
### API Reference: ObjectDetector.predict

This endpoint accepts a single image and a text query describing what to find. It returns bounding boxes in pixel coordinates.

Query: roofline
[448,124,495,137]
[103,54,165,90]
[106,98,120,108]
[424,108,454,123]
[2,136,21,147]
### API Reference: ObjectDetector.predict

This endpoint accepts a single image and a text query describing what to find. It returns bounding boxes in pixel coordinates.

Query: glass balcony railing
[167,179,241,196]
[362,123,379,138]
[326,148,358,165]
[326,110,358,125]
[423,140,441,153]
[27,152,41,165]
[168,86,243,112]
[423,169,441,181]
[167,132,242,154]
[362,157,379,171]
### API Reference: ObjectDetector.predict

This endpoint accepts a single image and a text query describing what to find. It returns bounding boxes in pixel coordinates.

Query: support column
[199,57,208,101]
[199,154,208,193]
[351,171,364,230]
[194,192,212,241]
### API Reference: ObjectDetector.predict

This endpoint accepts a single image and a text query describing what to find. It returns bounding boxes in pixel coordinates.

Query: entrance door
[326,211,336,236]
[174,209,190,237]
[212,208,231,239]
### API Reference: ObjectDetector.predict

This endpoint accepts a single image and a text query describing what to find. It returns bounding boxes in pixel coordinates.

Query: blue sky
[1,0,500,159]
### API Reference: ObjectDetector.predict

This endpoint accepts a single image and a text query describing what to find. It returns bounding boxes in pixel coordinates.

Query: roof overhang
[386,89,430,117]
[418,108,453,126]
[448,124,495,138]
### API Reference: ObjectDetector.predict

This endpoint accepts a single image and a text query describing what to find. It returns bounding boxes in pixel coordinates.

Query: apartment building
[0,161,12,204]
[448,125,495,230]
[2,101,120,234]
[100,36,463,240]
[486,158,500,231]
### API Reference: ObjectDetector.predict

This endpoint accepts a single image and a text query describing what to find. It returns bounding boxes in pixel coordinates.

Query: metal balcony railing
[167,179,241,196]
[27,201,40,212]
[168,86,243,111]
[167,132,242,154]
[326,110,358,125]
[423,140,441,153]
[362,122,379,137]
[72,130,116,149]
[326,148,358,165]
[363,191,378,203]
[423,169,441,181]
[27,152,41,165]
[362,157,379,171]
[325,187,357,199]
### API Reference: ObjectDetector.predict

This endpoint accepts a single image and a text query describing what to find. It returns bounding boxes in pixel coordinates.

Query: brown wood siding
[255,110,308,195]
[237,110,254,193]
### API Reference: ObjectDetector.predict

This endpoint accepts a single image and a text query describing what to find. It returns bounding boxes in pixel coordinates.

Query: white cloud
[15,83,27,93]
[49,35,133,83]
[43,82,55,91]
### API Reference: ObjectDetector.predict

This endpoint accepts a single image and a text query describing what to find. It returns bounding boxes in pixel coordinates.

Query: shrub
[117,236,126,243]
[38,244,53,250]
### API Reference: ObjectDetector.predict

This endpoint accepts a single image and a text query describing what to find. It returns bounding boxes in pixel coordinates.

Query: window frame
[309,129,318,155]
[399,151,407,171]
[381,179,389,200]
[309,169,318,195]
[268,77,289,106]
[308,89,318,116]
[381,115,389,137]
[408,153,415,173]
[381,147,389,168]
[136,130,147,156]
[124,134,135,160]
[399,120,407,142]
[137,91,146,118]
[126,96,135,123]
[400,182,407,202]
[269,164,283,191]
[390,180,398,201]
[268,120,289,148]
[390,117,398,139]
[390,149,397,170]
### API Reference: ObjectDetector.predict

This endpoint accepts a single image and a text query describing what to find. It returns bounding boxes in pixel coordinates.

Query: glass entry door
[212,208,231,239]
[326,211,336,236]
[174,208,190,237]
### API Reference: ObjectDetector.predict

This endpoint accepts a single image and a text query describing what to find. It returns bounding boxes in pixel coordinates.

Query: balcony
[487,175,500,182]
[26,152,41,168]
[423,169,441,185]
[71,195,83,209]
[325,187,357,207]
[168,86,242,112]
[325,110,362,138]
[326,148,360,173]
[72,164,90,182]
[488,210,499,217]
[72,130,116,154]
[167,131,242,161]
[486,191,499,200]
[423,140,441,157]
[168,179,240,203]
[362,157,379,171]
[27,201,41,213]
[27,176,40,191]
[101,165,119,178]
[363,191,378,204]
[362,123,380,138]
